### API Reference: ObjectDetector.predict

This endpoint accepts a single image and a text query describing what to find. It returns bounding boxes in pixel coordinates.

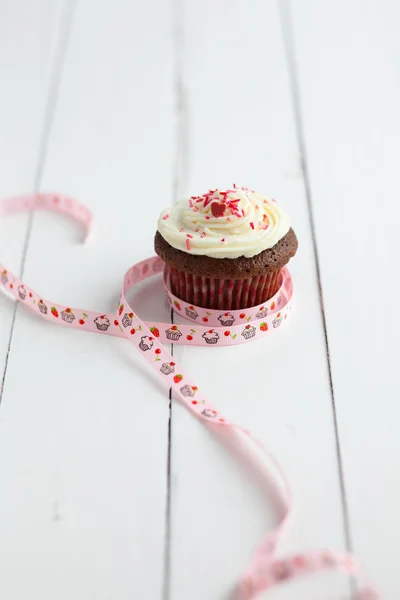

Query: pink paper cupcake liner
[166,265,282,310]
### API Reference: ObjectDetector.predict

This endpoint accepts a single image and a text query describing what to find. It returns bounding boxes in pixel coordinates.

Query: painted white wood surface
[0,1,399,599]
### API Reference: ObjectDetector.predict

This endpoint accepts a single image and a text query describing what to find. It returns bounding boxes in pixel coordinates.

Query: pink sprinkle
[195,227,200,232]
[186,239,191,251]
[205,215,210,220]
[189,199,194,207]
[227,217,232,222]
[187,234,193,238]
[255,205,259,210]
[221,238,225,242]
[193,206,198,212]
[200,232,206,238]
[241,209,245,217]
[203,198,213,208]
[180,228,184,232]
[162,214,169,220]
[259,222,268,230]
[272,198,277,202]
[250,222,255,229]
[191,196,198,199]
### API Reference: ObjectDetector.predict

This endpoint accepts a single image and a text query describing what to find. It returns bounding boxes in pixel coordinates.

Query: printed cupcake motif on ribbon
[61,308,76,323]
[38,299,48,314]
[1,270,8,285]
[272,313,283,328]
[160,361,175,375]
[165,325,182,341]
[185,305,199,320]
[94,315,110,331]
[139,335,154,351]
[218,312,235,326]
[241,325,256,339]
[180,384,198,397]
[122,312,134,328]
[18,285,27,300]
[256,306,268,319]
[202,330,220,344]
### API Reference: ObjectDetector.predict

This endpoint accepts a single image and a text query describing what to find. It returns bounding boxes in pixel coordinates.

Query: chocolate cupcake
[155,186,297,310]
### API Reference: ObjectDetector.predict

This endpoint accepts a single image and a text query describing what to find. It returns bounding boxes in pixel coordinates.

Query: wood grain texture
[0,1,174,599]
[289,1,400,597]
[0,0,64,395]
[0,0,398,598]
[168,1,348,599]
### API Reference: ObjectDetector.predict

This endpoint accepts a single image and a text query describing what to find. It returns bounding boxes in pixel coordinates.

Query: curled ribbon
[0,194,378,599]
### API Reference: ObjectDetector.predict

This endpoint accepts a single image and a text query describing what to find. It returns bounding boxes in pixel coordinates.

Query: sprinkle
[205,215,210,220]
[272,198,277,203]
[162,214,169,220]
[187,234,193,238]
[227,217,232,222]
[186,239,191,251]
[200,232,206,238]
[191,196,198,199]
[180,227,184,232]
[250,222,255,229]
[241,209,245,217]
[255,205,259,210]
[233,183,237,188]
[195,227,200,232]
[221,238,226,242]
[193,206,198,212]
[259,222,268,230]
[203,197,213,208]
[189,199,194,207]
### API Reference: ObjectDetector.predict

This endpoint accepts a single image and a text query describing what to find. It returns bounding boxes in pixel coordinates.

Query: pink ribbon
[0,193,378,599]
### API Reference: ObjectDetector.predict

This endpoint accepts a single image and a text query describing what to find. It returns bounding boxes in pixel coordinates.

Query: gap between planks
[0,0,76,409]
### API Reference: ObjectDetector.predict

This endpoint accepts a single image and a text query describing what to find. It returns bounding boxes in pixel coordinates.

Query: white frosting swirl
[157,187,290,259]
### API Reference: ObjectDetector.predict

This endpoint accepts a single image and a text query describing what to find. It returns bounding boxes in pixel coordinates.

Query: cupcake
[155,186,297,310]
[202,330,220,344]
[218,312,235,326]
[180,384,196,397]
[122,312,134,328]
[18,285,27,300]
[160,361,175,375]
[241,325,256,339]
[94,315,110,331]
[201,409,217,418]
[38,299,48,314]
[139,336,154,351]
[61,308,76,323]
[165,326,182,341]
[1,270,8,285]
[272,313,283,328]
[185,305,199,320]
[255,306,268,319]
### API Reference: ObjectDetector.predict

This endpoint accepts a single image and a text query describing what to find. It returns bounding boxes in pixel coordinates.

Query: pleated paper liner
[166,264,282,310]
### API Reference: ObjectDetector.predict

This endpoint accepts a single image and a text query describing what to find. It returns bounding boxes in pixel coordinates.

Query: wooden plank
[167,1,349,599]
[288,0,400,597]
[0,1,174,599]
[0,0,64,388]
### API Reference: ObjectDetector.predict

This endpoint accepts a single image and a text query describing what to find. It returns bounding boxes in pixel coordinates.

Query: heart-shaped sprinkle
[211,202,226,218]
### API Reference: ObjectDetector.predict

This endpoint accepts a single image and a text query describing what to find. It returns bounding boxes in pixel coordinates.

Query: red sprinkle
[195,227,200,232]
[187,234,193,238]
[205,215,210,220]
[250,222,255,229]
[200,232,206,238]
[186,239,191,251]
[221,238,225,242]
[162,214,169,220]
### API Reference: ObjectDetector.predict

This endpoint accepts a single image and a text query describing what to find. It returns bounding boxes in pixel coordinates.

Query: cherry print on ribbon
[0,194,378,600]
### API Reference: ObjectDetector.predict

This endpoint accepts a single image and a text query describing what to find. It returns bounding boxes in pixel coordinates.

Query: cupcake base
[166,265,282,310]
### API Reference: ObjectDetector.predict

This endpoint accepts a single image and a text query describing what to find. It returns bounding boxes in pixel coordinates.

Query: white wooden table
[1,1,399,598]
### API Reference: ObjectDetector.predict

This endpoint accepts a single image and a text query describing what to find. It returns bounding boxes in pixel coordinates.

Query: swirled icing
[157,187,290,259]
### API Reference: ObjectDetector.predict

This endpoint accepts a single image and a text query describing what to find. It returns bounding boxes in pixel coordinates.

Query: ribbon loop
[0,194,378,599]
